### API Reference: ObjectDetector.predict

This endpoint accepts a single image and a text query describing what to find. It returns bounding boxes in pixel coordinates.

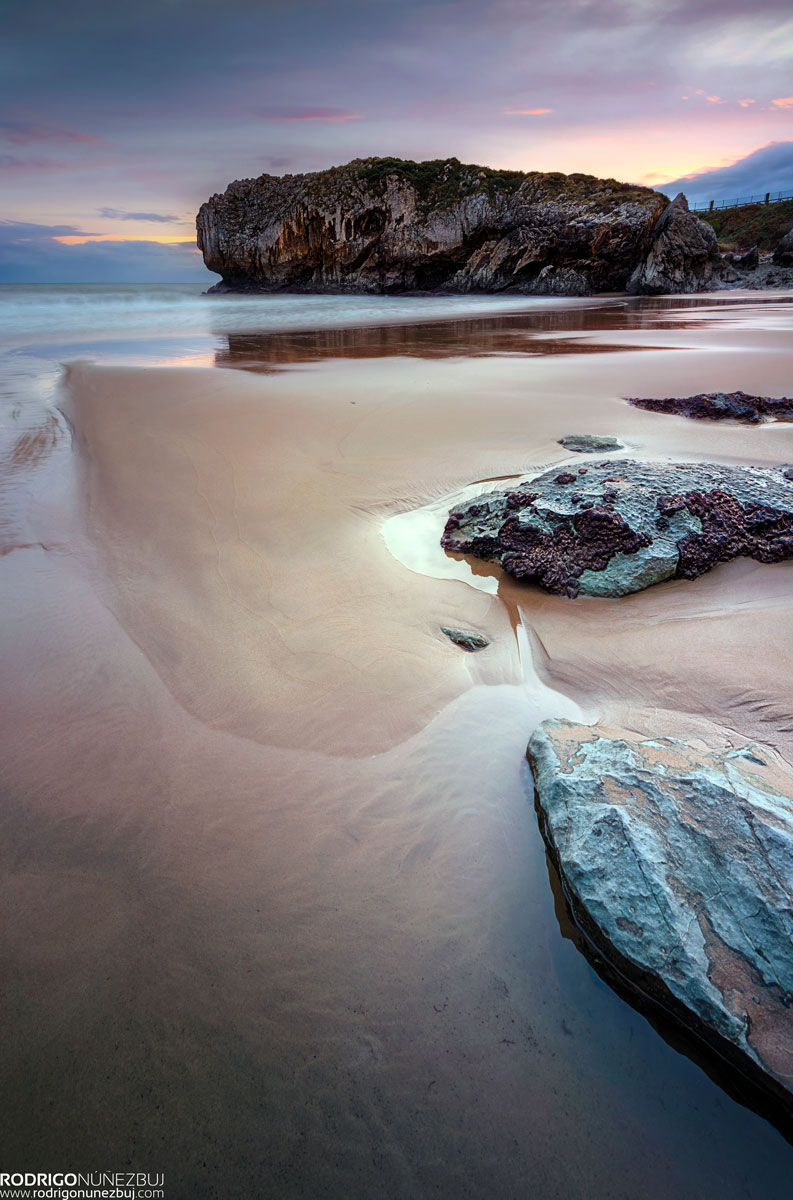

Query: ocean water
[2,283,793,1199]
[0,282,604,362]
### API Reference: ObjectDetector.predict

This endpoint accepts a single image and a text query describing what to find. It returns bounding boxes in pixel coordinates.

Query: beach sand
[2,293,793,1197]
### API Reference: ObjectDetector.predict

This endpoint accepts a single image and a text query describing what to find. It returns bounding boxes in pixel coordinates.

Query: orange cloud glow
[504,107,553,116]
[52,234,196,245]
[739,98,756,107]
[772,96,793,108]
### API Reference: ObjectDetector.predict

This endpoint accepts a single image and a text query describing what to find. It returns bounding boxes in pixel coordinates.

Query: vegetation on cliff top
[284,156,663,215]
[350,156,526,204]
[701,198,793,252]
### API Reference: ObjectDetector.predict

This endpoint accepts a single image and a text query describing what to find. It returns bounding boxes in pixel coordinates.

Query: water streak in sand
[2,289,793,1197]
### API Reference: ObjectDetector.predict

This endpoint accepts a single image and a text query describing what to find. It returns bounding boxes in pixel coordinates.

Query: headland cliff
[196,156,723,295]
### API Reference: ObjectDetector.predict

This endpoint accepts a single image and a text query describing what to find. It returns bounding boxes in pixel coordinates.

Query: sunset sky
[2,0,792,281]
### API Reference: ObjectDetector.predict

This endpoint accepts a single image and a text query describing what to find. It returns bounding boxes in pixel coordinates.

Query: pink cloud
[0,155,69,172]
[772,96,793,109]
[254,107,363,122]
[739,98,756,107]
[504,107,553,116]
[0,119,100,145]
[706,95,726,104]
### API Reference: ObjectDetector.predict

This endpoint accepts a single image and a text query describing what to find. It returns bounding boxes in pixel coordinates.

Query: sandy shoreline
[56,293,793,756]
[2,293,793,1195]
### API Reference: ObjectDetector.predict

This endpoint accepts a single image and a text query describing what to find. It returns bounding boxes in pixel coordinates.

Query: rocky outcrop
[527,719,793,1117]
[558,434,623,452]
[626,391,793,423]
[440,626,489,652]
[197,157,673,295]
[627,193,721,294]
[717,253,793,290]
[774,227,793,265]
[731,245,759,271]
[440,459,793,597]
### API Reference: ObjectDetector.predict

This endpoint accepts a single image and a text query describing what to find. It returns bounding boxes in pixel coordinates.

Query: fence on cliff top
[690,190,793,215]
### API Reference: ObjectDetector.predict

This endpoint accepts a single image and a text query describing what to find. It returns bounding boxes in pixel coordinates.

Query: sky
[2,0,792,282]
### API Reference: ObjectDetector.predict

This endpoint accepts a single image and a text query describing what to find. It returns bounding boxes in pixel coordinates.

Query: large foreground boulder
[441,459,793,597]
[627,192,721,294]
[197,157,669,294]
[528,719,793,1117]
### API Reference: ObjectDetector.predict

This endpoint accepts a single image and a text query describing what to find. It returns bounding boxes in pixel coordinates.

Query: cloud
[253,107,363,122]
[739,98,756,106]
[97,206,180,222]
[0,155,69,172]
[0,118,99,145]
[0,219,100,240]
[0,232,213,283]
[657,140,793,204]
[3,0,793,255]
[772,95,793,107]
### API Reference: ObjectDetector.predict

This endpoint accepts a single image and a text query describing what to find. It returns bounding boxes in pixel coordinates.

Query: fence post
[709,199,714,211]
[765,193,770,205]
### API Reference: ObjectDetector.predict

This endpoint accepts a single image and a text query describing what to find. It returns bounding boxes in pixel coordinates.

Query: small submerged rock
[527,719,793,1117]
[441,459,793,597]
[440,626,489,652]
[626,390,793,424]
[558,434,623,453]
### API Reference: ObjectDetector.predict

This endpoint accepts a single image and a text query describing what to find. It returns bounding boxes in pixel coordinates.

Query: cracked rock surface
[441,459,793,597]
[527,719,793,1114]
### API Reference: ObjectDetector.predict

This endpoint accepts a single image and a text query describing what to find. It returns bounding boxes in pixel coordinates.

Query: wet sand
[2,293,793,1197]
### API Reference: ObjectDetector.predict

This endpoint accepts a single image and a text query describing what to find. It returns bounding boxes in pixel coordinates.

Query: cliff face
[627,192,720,295]
[197,157,678,295]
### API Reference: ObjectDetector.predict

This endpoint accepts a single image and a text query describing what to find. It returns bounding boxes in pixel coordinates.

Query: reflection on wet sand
[0,405,69,556]
[3,294,793,1197]
[214,292,793,369]
[5,411,62,471]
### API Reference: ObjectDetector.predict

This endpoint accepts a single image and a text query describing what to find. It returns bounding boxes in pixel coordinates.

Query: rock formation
[626,193,721,294]
[440,459,793,597]
[440,626,489,652]
[626,391,793,423]
[528,719,793,1118]
[774,228,793,265]
[197,157,685,295]
[730,245,759,271]
[558,434,623,452]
